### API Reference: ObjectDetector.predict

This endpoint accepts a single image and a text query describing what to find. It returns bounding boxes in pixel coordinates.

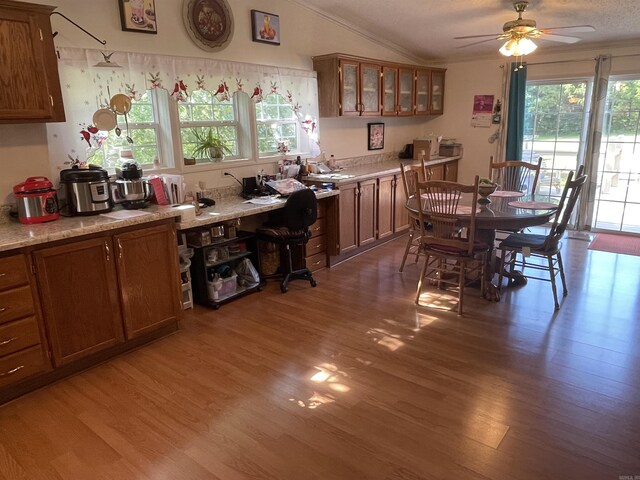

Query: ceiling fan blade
[454,33,502,40]
[540,25,596,34]
[456,38,500,49]
[541,33,582,44]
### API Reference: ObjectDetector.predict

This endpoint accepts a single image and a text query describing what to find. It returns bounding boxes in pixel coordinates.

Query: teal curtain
[505,63,527,160]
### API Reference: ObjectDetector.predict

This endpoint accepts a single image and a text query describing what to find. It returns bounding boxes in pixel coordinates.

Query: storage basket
[219,274,237,297]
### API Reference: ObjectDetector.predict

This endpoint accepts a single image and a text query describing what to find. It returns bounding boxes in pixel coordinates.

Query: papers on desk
[244,196,282,205]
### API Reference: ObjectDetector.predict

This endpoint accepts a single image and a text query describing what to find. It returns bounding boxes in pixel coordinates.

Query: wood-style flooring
[1,235,639,479]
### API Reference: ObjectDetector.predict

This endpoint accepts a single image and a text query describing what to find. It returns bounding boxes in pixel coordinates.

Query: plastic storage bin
[219,274,237,298]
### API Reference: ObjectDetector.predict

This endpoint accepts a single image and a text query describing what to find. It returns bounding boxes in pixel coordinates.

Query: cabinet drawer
[305,252,327,272]
[0,286,35,325]
[0,345,49,389]
[305,235,326,256]
[0,255,29,291]
[0,316,41,357]
[309,217,326,238]
[316,201,326,219]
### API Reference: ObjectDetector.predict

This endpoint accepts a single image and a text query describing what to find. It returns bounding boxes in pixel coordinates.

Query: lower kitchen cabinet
[0,253,50,388]
[338,183,358,254]
[378,175,395,239]
[115,223,181,339]
[358,179,377,246]
[34,237,125,366]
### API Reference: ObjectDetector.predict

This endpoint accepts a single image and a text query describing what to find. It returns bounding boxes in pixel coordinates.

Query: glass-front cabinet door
[415,69,430,116]
[339,59,360,116]
[360,62,381,116]
[431,70,445,114]
[398,68,415,116]
[382,66,398,116]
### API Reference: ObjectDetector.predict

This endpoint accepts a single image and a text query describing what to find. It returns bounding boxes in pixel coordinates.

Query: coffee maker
[113,160,153,209]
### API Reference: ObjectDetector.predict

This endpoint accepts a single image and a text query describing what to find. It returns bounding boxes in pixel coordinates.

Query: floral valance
[47,47,319,168]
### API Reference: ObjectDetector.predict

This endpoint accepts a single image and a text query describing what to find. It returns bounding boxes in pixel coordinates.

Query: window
[179,89,238,163]
[523,80,590,201]
[255,93,298,155]
[90,90,160,169]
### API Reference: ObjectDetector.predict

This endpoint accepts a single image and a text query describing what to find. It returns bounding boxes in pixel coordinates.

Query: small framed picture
[118,0,157,34]
[251,10,280,45]
[368,122,384,150]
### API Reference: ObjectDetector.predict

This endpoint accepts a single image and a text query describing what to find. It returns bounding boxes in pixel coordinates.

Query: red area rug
[588,233,640,256]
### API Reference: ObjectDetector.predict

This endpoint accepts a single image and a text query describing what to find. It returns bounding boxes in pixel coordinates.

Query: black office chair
[257,189,318,293]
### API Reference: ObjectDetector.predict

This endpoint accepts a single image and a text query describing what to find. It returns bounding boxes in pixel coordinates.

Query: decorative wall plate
[183,0,234,52]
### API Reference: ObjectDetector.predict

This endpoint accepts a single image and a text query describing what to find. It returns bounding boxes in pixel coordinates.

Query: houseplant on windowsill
[191,128,231,162]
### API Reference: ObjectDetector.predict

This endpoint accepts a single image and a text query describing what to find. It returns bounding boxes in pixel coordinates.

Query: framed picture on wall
[118,0,157,33]
[368,122,384,150]
[251,10,280,45]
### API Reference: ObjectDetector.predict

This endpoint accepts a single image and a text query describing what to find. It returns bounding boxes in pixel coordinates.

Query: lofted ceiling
[291,0,640,63]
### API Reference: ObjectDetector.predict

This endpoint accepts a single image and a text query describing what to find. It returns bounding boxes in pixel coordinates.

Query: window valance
[47,47,319,166]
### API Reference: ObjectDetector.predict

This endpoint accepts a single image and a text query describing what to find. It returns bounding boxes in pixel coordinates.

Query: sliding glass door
[523,80,590,203]
[592,77,640,233]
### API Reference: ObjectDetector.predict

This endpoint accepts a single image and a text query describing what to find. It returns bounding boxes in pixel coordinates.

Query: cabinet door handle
[105,241,110,261]
[0,337,17,347]
[0,273,6,278]
[0,365,24,377]
[312,260,322,266]
[0,307,7,313]
[117,239,123,260]
[49,95,54,107]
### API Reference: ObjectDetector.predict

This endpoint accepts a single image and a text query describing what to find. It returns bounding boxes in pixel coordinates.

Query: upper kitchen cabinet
[430,69,445,115]
[314,53,445,118]
[382,66,414,117]
[0,0,65,124]
[314,54,381,117]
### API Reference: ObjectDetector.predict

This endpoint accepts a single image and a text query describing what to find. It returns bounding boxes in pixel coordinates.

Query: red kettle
[13,177,60,224]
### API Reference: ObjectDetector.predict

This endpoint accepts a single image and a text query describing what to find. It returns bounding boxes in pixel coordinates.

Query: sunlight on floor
[288,392,335,409]
[414,312,439,330]
[366,328,405,351]
[288,363,351,409]
[417,291,459,311]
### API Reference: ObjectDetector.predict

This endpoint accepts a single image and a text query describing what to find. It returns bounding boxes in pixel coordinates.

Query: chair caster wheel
[310,279,317,287]
[280,285,288,293]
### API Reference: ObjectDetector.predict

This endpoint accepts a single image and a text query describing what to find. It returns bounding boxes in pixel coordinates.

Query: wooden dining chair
[398,163,426,272]
[414,175,489,315]
[497,166,587,310]
[489,156,543,195]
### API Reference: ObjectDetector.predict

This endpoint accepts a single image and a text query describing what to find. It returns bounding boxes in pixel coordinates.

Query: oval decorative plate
[183,0,234,52]
[109,94,132,115]
[92,108,117,131]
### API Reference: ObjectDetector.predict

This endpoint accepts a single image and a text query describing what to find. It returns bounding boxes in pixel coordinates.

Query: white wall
[0,0,437,203]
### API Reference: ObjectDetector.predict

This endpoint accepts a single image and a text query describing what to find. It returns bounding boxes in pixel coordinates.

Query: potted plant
[191,128,231,161]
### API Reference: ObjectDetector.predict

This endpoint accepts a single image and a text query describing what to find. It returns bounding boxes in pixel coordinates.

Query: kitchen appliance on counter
[59,165,113,216]
[13,176,60,224]
[113,160,154,209]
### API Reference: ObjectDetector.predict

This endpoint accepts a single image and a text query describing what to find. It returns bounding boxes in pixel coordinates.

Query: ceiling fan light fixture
[499,37,537,57]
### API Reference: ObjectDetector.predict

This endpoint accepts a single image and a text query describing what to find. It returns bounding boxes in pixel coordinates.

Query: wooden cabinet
[378,175,395,239]
[115,223,181,339]
[338,180,377,253]
[445,161,458,182]
[0,253,50,388]
[305,199,329,272]
[0,0,65,123]
[34,237,124,366]
[314,55,381,117]
[430,70,445,115]
[315,53,445,118]
[394,174,410,233]
[382,67,415,116]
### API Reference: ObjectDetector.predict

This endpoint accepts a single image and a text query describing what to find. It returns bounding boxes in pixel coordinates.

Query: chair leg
[457,260,465,315]
[547,254,560,310]
[415,253,430,304]
[399,230,414,272]
[557,250,568,296]
[479,253,487,299]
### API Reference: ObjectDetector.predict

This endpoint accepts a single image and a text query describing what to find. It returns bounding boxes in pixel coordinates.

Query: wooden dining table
[407,192,558,301]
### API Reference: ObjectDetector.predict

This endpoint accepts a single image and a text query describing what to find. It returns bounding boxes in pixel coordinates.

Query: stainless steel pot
[114,179,154,209]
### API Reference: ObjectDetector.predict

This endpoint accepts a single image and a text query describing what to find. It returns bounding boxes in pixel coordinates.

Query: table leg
[476,228,500,302]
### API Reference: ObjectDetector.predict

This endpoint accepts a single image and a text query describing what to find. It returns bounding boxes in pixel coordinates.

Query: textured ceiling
[292,0,640,63]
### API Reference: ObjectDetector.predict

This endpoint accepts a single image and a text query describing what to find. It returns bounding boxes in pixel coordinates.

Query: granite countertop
[0,205,185,253]
[0,189,340,252]
[304,156,461,185]
[176,189,340,231]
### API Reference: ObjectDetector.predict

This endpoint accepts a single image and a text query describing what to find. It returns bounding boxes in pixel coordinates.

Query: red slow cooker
[13,177,60,224]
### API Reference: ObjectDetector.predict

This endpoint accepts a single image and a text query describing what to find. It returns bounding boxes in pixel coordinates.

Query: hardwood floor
[1,235,639,479]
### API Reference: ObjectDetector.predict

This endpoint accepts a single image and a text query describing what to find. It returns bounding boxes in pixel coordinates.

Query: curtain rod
[526,52,640,67]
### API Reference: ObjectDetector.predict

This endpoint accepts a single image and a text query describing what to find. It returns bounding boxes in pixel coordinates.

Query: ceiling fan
[454,1,595,56]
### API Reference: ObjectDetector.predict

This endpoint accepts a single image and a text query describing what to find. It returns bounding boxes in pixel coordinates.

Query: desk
[407,194,557,300]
